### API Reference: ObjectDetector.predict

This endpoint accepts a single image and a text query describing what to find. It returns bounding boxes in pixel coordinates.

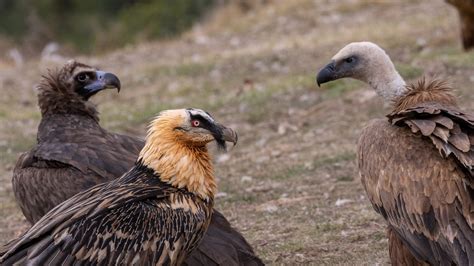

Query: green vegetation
[270,164,307,181]
[320,79,361,99]
[313,152,356,169]
[395,63,423,80]
[0,0,215,53]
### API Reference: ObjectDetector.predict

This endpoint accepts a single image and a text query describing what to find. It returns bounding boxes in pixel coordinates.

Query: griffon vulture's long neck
[365,52,406,103]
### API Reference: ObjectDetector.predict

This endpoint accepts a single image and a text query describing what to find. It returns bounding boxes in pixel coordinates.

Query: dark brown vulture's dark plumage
[447,0,474,50]
[1,108,240,265]
[317,42,474,265]
[11,61,263,265]
[13,60,140,223]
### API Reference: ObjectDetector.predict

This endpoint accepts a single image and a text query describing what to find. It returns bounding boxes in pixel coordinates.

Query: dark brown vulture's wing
[185,210,264,266]
[358,103,474,265]
[12,115,144,223]
[1,167,210,265]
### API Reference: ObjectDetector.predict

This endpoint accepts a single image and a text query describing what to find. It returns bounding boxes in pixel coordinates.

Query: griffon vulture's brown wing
[359,111,474,265]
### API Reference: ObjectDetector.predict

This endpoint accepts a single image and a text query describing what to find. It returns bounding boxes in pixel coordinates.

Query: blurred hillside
[1,0,473,264]
[0,0,216,55]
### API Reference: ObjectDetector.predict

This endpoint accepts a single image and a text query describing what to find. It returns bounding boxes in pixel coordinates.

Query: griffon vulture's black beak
[316,61,337,87]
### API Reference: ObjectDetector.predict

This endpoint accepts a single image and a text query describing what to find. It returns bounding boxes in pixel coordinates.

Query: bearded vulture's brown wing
[2,165,212,265]
[358,102,474,265]
[12,115,144,224]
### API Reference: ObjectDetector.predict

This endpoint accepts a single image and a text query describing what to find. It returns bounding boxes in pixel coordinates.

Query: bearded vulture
[1,108,239,265]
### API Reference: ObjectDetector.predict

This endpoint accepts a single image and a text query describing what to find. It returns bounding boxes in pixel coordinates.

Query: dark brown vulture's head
[38,60,121,119]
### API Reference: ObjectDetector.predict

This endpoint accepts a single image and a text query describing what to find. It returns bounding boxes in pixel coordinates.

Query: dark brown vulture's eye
[76,73,88,82]
[345,57,354,63]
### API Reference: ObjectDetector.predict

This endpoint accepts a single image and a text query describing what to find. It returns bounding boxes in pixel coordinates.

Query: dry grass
[1,0,473,264]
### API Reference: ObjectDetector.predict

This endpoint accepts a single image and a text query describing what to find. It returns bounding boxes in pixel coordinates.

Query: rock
[7,48,23,67]
[215,192,228,198]
[230,37,241,47]
[295,253,305,261]
[304,161,314,170]
[335,198,353,207]
[271,150,281,157]
[277,122,299,135]
[256,137,267,147]
[241,175,253,182]
[416,37,427,48]
[40,42,65,63]
[217,154,231,163]
[264,204,278,213]
[278,124,286,135]
[342,230,350,237]
[255,155,269,163]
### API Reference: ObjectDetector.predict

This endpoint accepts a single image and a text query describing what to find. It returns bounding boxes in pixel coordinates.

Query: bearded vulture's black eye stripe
[189,114,212,130]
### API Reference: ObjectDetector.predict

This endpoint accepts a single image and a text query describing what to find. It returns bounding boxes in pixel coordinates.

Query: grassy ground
[1,0,473,264]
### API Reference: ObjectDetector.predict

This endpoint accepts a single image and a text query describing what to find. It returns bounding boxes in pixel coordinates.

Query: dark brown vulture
[0,108,239,265]
[13,60,140,224]
[317,42,474,265]
[447,0,474,50]
[12,61,263,265]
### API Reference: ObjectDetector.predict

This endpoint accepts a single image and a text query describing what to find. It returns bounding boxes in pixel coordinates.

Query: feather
[410,119,437,136]
[433,126,450,143]
[387,227,425,266]
[449,130,471,153]
[432,115,454,130]
[391,78,457,114]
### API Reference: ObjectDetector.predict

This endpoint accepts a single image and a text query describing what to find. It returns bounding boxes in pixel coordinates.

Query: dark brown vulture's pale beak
[83,71,121,95]
[316,61,337,87]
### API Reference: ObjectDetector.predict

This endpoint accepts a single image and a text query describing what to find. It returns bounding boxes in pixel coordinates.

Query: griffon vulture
[12,61,263,265]
[1,108,239,265]
[317,42,474,265]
